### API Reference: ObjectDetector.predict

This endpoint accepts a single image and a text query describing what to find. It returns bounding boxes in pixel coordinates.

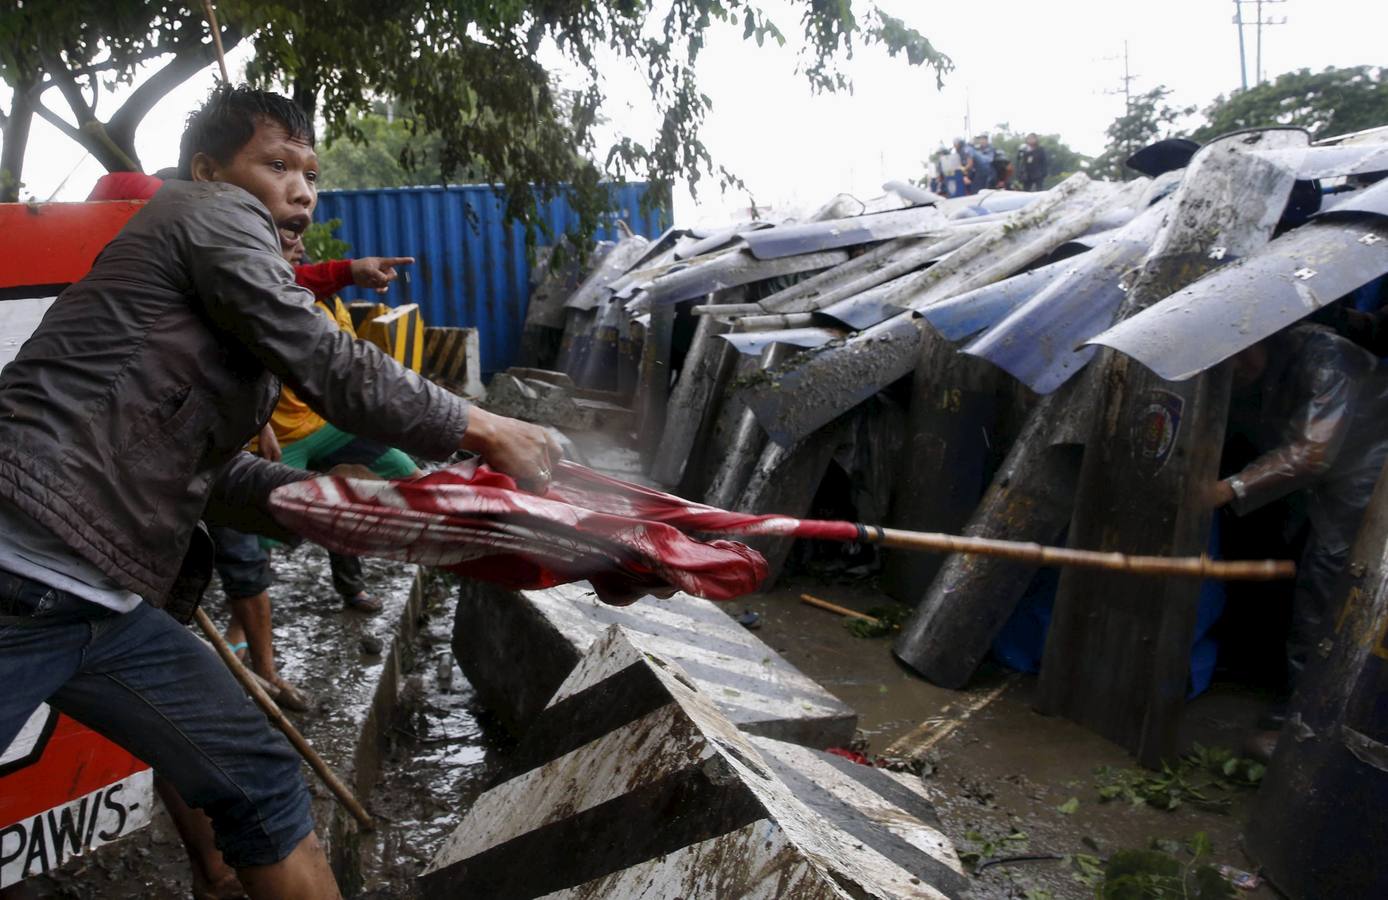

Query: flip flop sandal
[226,640,249,662]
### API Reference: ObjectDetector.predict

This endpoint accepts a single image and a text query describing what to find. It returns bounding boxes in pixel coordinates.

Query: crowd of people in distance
[929,132,1049,198]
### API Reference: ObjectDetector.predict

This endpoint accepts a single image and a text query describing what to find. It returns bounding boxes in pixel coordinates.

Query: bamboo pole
[862,526,1294,581]
[200,1,231,82]
[799,593,881,624]
[193,608,375,830]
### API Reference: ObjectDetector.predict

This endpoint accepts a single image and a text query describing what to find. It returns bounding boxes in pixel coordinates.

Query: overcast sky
[6,0,1386,226]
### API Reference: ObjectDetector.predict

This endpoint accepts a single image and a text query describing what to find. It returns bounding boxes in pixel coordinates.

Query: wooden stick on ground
[193,608,375,831]
[800,593,880,624]
[862,526,1295,581]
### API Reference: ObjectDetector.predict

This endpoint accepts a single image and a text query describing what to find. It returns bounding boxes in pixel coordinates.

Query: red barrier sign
[0,200,154,888]
[0,705,152,887]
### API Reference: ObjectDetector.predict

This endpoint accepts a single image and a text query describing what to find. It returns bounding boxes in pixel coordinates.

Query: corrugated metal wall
[314,183,667,374]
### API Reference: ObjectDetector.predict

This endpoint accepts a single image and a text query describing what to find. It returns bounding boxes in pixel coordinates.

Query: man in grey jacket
[0,86,555,898]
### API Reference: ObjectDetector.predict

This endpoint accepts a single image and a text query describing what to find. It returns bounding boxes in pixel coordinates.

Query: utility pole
[1233,0,1248,90]
[1233,0,1287,86]
[1100,42,1137,166]
[1256,0,1263,84]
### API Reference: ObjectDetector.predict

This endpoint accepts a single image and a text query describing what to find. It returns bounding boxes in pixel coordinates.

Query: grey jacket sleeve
[177,184,471,460]
[205,452,314,541]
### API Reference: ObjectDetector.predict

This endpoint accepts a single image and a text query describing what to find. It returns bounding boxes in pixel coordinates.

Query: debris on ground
[1093,745,1266,813]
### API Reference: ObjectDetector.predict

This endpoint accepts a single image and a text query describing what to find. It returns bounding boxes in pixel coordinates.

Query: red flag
[269,460,784,605]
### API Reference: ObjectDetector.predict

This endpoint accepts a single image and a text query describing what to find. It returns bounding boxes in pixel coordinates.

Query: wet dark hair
[177,84,314,179]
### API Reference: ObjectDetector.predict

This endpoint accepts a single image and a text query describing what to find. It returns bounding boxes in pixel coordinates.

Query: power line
[1099,41,1138,159]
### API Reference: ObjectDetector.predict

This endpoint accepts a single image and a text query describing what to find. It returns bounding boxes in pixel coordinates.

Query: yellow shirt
[269,297,357,444]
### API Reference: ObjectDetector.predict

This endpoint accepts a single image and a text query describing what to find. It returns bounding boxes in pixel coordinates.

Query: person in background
[954,137,985,195]
[1017,133,1049,191]
[1211,323,1388,759]
[969,133,1001,192]
[930,144,963,197]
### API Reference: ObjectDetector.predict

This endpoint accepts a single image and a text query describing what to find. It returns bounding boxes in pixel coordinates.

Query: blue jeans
[211,525,275,601]
[0,570,313,867]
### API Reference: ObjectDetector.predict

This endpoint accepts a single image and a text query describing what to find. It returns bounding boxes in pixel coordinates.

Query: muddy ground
[24,553,1280,899]
[744,574,1279,900]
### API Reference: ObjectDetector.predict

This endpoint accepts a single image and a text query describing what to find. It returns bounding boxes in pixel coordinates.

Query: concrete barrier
[422,326,484,397]
[358,304,425,373]
[452,580,857,748]
[422,626,969,899]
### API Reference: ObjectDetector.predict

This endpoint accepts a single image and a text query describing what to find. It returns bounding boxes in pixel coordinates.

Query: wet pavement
[354,582,508,898]
[26,555,1282,899]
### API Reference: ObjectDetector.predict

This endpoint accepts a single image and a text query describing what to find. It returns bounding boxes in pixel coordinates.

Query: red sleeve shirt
[293,259,354,300]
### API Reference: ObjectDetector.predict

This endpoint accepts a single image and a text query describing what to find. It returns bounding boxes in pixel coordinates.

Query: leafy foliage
[0,2,238,198]
[1093,744,1265,812]
[302,218,351,262]
[957,827,1028,873]
[1098,834,1235,900]
[0,1,951,237]
[1193,65,1388,142]
[1090,85,1196,181]
[315,104,450,190]
[844,603,911,637]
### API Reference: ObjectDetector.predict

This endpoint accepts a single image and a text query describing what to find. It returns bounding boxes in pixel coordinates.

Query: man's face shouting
[191,117,319,263]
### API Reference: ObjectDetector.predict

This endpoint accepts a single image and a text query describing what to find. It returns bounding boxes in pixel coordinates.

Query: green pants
[260,425,418,555]
[278,423,418,480]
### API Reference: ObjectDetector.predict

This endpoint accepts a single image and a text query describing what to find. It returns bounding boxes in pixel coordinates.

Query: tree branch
[33,100,138,172]
[37,49,169,93]
[39,50,97,127]
[106,24,244,151]
[1,75,38,202]
[33,101,84,143]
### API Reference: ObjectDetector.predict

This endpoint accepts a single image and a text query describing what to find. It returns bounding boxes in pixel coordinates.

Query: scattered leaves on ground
[1069,852,1105,886]
[844,603,911,637]
[957,827,1028,873]
[1096,833,1236,899]
[1093,744,1265,812]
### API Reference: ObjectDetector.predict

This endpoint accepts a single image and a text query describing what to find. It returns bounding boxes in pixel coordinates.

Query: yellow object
[358,304,425,374]
[347,301,390,333]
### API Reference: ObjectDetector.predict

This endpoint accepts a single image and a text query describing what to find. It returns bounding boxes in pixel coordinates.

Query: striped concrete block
[452,580,857,748]
[358,303,425,373]
[421,626,969,899]
[347,301,389,333]
[422,326,483,397]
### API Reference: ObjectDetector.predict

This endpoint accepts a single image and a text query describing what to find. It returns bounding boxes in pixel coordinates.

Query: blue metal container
[314,183,667,374]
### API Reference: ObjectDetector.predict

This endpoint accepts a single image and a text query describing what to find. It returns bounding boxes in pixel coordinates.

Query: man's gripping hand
[351,256,415,294]
[257,423,282,462]
[461,407,563,493]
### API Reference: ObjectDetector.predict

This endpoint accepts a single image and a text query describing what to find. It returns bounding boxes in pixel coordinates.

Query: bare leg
[155,777,244,900]
[235,833,341,900]
[227,591,277,681]
[225,590,310,711]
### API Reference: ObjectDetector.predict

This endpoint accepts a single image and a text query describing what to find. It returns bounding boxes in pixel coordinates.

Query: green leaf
[1057,797,1080,815]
